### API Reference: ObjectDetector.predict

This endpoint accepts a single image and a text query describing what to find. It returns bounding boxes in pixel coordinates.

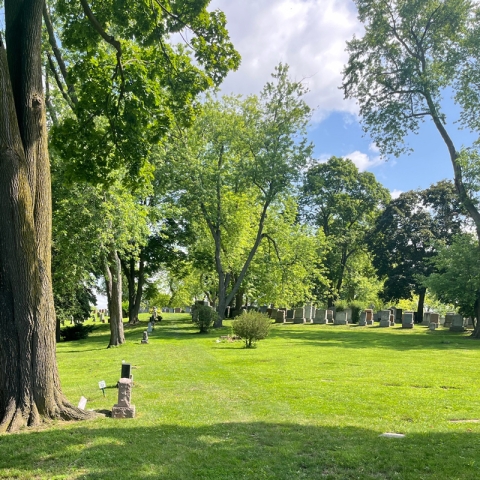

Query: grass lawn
[1,315,480,479]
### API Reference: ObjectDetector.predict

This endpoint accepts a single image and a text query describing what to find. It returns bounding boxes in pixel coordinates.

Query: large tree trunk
[0,1,92,433]
[106,249,125,347]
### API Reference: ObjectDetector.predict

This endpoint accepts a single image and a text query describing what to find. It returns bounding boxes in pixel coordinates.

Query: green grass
[2,315,480,479]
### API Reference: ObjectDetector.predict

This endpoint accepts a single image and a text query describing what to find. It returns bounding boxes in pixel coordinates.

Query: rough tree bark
[105,249,125,347]
[0,0,93,432]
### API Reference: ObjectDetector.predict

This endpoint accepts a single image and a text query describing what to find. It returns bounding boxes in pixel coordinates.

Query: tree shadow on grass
[265,324,479,352]
[0,421,479,479]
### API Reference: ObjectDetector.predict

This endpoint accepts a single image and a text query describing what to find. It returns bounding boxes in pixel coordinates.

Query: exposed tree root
[0,397,98,433]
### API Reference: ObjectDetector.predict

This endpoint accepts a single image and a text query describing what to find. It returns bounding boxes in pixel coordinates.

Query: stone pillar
[358,311,367,326]
[304,303,314,323]
[112,378,136,418]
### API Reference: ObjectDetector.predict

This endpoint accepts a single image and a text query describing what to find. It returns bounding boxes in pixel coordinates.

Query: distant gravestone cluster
[170,301,473,332]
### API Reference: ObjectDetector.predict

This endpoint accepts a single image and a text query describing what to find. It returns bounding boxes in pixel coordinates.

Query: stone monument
[275,310,286,324]
[112,378,136,418]
[402,312,414,329]
[334,311,348,325]
[450,314,465,332]
[141,331,149,344]
[293,307,305,324]
[379,310,391,327]
[313,309,327,324]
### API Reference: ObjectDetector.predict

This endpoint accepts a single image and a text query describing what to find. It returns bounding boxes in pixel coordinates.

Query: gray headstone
[450,314,465,332]
[402,312,414,329]
[334,311,348,325]
[379,310,391,327]
[275,310,286,323]
[293,307,305,324]
[313,308,327,324]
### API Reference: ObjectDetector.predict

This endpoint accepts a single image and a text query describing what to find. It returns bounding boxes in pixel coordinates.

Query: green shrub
[232,311,271,348]
[349,301,364,324]
[192,305,217,333]
[60,324,96,341]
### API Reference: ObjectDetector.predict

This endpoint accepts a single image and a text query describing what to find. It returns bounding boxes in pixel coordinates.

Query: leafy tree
[165,65,313,326]
[301,156,390,307]
[244,200,329,308]
[342,0,480,334]
[368,181,464,321]
[0,0,238,432]
[424,233,480,335]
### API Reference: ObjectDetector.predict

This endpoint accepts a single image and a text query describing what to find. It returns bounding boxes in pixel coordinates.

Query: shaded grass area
[1,315,480,479]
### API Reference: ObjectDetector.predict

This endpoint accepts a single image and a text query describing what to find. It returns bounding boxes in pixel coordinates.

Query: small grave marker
[98,380,106,397]
[78,396,87,409]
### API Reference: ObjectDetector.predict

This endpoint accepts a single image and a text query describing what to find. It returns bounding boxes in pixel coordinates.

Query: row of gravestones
[262,306,471,333]
[161,307,192,313]
[186,302,473,332]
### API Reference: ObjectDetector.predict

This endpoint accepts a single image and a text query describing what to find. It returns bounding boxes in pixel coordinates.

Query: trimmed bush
[60,324,95,341]
[192,305,217,333]
[232,311,271,348]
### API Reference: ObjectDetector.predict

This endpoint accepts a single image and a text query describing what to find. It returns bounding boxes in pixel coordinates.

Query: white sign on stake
[98,380,106,389]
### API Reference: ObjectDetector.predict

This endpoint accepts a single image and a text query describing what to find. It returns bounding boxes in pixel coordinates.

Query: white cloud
[343,151,385,172]
[390,189,403,199]
[210,0,362,118]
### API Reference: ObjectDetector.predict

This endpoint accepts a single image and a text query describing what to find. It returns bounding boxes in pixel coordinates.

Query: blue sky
[210,0,478,197]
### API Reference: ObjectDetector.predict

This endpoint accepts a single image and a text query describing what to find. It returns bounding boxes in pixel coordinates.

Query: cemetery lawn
[2,316,480,479]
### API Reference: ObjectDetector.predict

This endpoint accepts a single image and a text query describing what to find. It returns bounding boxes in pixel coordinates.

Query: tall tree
[301,156,390,307]
[424,233,480,334]
[0,0,93,432]
[367,181,464,321]
[166,65,312,326]
[0,0,238,431]
[342,0,480,334]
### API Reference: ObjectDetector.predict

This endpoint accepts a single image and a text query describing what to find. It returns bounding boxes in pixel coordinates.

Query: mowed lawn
[1,314,480,479]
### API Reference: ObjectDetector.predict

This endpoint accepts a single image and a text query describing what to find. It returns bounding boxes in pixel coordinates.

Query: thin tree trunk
[122,256,136,323]
[107,249,125,347]
[471,288,480,339]
[132,256,145,320]
[416,288,427,324]
[0,1,93,433]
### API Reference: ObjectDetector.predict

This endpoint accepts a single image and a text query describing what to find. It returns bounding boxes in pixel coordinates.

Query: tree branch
[79,0,125,105]
[43,3,78,105]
